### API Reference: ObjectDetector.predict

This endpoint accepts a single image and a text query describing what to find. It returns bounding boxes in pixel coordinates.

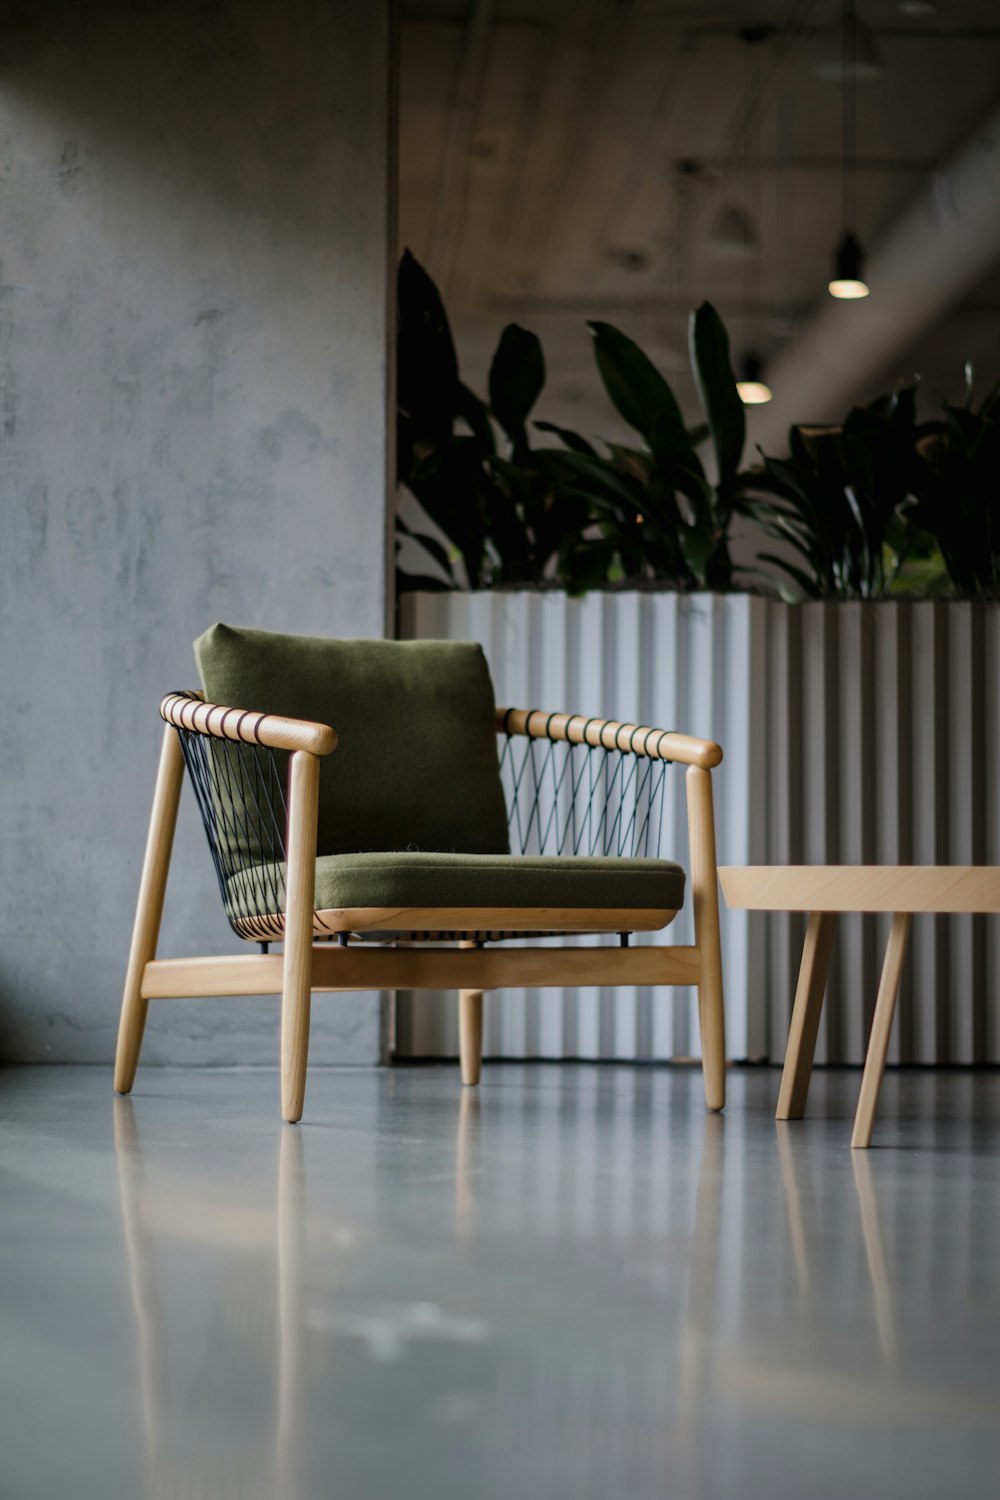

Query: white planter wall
[399,592,1000,1066]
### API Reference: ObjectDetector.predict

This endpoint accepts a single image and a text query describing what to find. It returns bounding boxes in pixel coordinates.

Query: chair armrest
[496,707,722,771]
[160,691,337,757]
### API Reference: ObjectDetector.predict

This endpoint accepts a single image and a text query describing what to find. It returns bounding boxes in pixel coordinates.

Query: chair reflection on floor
[276,1126,306,1495]
[676,1113,726,1457]
[453,1087,481,1243]
[445,1072,731,1483]
[113,1099,309,1500]
[114,1101,167,1472]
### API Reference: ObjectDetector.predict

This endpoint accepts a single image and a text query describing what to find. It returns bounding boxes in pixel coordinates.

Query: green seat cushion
[230,851,685,915]
[194,624,510,860]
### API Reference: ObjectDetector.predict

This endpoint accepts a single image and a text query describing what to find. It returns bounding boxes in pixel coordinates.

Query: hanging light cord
[741,31,765,350]
[742,37,751,351]
[842,2,857,230]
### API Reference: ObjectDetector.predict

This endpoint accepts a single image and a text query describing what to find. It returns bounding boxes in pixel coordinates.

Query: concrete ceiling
[399,0,1000,450]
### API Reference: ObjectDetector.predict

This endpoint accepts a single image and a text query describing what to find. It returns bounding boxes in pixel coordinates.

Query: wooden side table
[719,867,1000,1147]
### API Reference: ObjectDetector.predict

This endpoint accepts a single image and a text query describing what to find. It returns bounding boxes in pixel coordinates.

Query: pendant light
[830,229,868,298]
[814,3,883,80]
[735,29,773,404]
[708,204,758,260]
[828,4,871,298]
[736,351,772,404]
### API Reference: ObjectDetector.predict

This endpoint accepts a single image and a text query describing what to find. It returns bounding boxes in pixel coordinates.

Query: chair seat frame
[115,694,726,1122]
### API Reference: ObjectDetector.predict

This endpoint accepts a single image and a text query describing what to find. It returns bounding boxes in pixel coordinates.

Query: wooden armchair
[115,625,725,1122]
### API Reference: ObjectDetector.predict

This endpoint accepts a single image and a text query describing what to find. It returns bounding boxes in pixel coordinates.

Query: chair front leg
[280,751,320,1123]
[687,765,726,1112]
[115,725,185,1094]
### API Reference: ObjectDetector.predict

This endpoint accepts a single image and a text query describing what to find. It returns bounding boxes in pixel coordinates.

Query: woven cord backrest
[172,708,290,939]
[497,730,669,859]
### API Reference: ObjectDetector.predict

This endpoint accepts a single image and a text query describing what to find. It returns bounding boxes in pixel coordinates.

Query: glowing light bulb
[829,231,870,299]
[736,352,772,405]
[737,378,773,404]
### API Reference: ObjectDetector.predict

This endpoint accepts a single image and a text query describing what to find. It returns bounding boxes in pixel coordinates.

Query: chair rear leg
[280,751,320,1123]
[115,725,185,1094]
[457,941,483,1086]
[687,766,726,1112]
[458,990,484,1086]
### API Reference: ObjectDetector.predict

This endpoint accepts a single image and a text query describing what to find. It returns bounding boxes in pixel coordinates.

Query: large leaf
[404,438,490,588]
[397,250,459,435]
[396,515,456,582]
[557,535,619,594]
[536,448,646,513]
[757,555,824,600]
[678,521,717,587]
[489,324,545,449]
[534,420,597,456]
[689,301,745,485]
[588,321,689,456]
[456,382,495,454]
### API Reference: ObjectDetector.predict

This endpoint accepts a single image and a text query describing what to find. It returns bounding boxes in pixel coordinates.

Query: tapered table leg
[776,911,838,1120]
[851,913,912,1149]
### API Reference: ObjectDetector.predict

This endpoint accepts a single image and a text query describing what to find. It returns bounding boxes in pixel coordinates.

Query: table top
[718,865,1000,914]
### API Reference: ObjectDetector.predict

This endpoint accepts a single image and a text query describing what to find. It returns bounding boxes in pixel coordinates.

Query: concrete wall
[0,2,396,1064]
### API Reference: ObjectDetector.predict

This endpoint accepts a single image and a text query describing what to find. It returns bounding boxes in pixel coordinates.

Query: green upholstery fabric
[194,624,510,860]
[231,851,685,914]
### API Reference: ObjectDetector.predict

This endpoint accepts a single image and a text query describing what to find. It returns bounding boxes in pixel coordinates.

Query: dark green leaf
[757,554,824,599]
[678,523,716,587]
[397,250,459,434]
[405,527,456,580]
[588,321,688,453]
[456,382,496,454]
[489,324,545,448]
[689,301,745,484]
[534,420,597,455]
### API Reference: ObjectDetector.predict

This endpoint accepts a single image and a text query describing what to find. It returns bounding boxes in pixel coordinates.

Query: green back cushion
[194,624,510,859]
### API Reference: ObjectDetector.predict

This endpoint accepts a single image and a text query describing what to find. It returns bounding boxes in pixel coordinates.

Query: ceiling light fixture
[829,229,869,298]
[828,5,871,299]
[708,204,758,260]
[814,2,884,79]
[733,28,775,398]
[736,352,772,404]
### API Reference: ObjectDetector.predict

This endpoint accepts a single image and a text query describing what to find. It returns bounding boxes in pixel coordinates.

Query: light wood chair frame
[115,694,726,1122]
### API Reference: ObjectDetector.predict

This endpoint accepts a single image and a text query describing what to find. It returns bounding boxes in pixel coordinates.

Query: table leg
[776,912,838,1120]
[851,912,912,1150]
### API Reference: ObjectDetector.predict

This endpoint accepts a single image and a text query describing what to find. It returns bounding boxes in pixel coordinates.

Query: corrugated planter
[399,590,1000,1066]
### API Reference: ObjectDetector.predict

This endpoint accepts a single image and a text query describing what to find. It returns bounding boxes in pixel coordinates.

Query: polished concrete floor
[1,1064,998,1500]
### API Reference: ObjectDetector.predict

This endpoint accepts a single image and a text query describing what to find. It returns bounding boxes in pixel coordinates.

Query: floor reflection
[114,1100,312,1500]
[777,1120,897,1363]
[851,1149,896,1365]
[99,1068,1000,1500]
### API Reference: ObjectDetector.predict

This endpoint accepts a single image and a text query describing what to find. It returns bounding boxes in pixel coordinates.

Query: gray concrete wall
[0,1,395,1064]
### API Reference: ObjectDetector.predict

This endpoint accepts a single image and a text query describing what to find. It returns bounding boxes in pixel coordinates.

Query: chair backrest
[194,623,510,860]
